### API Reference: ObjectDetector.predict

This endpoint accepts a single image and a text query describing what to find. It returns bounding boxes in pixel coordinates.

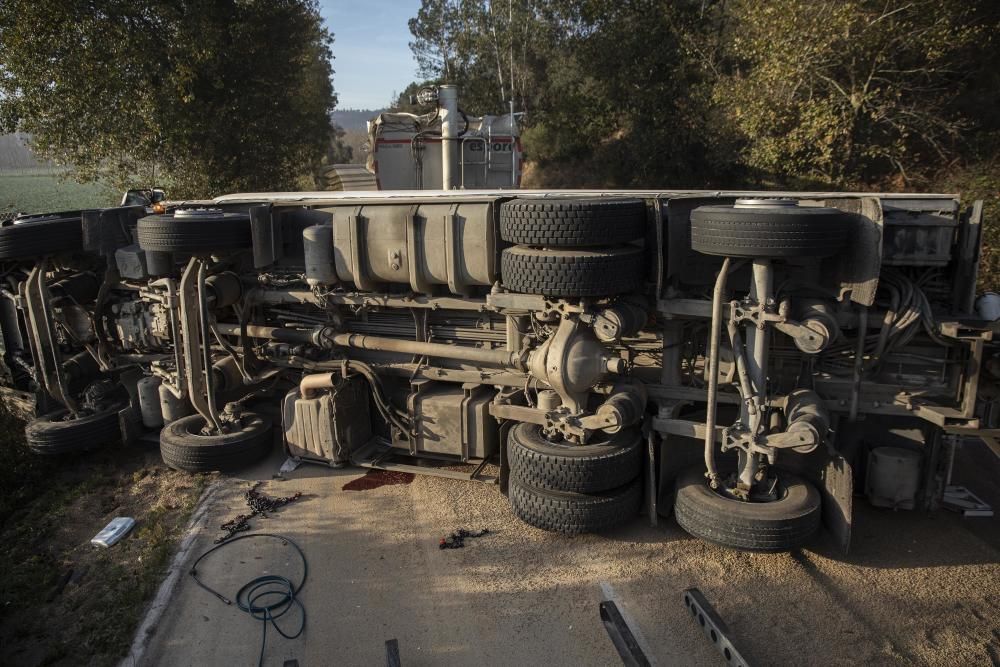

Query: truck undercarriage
[1,189,992,552]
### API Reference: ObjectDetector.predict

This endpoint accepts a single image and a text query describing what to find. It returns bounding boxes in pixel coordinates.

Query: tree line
[404,0,1000,192]
[0,0,335,198]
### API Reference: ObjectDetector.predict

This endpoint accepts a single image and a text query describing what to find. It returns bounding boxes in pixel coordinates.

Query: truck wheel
[137,210,252,253]
[0,213,84,260]
[690,203,851,258]
[500,198,646,246]
[160,412,272,472]
[25,406,122,455]
[508,423,640,493]
[674,465,821,551]
[509,477,641,534]
[501,245,644,297]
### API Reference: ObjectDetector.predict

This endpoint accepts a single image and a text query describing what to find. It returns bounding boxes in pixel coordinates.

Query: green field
[0,168,116,216]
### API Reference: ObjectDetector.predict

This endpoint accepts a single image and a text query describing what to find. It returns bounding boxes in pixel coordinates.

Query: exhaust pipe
[439,85,459,190]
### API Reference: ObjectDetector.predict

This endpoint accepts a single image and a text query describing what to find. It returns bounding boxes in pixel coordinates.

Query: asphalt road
[130,440,1000,667]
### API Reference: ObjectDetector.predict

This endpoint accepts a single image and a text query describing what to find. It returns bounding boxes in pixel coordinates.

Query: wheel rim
[178,414,264,439]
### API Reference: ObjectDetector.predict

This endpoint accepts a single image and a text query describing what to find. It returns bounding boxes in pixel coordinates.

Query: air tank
[159,383,192,425]
[303,224,336,287]
[865,446,921,510]
[137,375,164,428]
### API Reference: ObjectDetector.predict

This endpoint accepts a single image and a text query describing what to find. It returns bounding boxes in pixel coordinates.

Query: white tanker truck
[325,85,523,192]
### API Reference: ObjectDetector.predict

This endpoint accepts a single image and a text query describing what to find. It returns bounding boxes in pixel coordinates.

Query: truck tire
[25,406,122,455]
[501,245,644,297]
[160,412,272,472]
[499,198,646,246]
[0,213,84,259]
[690,204,850,258]
[137,211,252,253]
[508,423,640,493]
[674,465,821,551]
[509,477,641,534]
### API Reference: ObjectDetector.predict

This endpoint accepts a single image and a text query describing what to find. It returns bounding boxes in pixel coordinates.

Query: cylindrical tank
[303,224,336,287]
[158,383,192,425]
[976,292,1000,321]
[206,272,241,308]
[137,375,164,428]
[332,202,496,294]
[865,446,922,510]
[212,356,243,391]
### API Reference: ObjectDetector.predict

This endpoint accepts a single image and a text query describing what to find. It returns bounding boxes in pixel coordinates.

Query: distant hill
[0,133,49,171]
[332,109,384,132]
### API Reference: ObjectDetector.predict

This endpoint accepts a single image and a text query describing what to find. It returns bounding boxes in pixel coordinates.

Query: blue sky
[319,0,423,110]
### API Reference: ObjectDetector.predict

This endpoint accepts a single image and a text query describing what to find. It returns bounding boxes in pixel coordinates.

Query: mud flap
[819,454,854,555]
[498,419,513,496]
[655,431,702,518]
[783,449,854,554]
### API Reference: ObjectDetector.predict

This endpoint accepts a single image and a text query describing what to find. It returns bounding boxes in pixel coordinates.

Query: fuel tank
[326,201,496,295]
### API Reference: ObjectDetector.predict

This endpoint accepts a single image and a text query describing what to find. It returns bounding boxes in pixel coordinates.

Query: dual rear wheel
[499,198,647,298]
[506,423,642,534]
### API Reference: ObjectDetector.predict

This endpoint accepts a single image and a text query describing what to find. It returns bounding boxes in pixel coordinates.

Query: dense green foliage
[407,0,1000,189]
[0,0,336,198]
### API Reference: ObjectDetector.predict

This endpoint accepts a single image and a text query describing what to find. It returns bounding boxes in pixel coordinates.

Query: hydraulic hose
[190,533,307,667]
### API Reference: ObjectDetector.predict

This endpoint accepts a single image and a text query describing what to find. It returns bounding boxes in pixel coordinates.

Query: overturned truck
[1,190,992,551]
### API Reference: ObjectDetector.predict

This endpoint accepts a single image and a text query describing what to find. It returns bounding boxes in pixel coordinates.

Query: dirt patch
[0,409,209,667]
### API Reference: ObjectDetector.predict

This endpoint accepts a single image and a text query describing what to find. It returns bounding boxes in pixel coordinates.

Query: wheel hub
[716,468,784,503]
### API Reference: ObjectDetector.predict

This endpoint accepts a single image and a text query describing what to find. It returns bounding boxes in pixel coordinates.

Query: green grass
[0,168,116,216]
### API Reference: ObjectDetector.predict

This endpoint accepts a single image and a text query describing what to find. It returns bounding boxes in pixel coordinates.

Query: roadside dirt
[0,443,208,667]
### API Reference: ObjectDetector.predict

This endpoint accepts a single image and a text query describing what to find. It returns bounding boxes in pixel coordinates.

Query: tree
[407,0,543,116]
[711,0,1000,185]
[325,124,354,165]
[0,0,337,197]
[405,0,732,187]
[404,0,1000,191]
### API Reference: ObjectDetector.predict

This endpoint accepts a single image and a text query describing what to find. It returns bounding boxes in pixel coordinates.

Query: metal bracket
[23,261,77,413]
[682,588,750,667]
[444,204,469,296]
[729,299,780,330]
[404,205,431,294]
[348,208,376,291]
[599,601,651,667]
[179,258,221,431]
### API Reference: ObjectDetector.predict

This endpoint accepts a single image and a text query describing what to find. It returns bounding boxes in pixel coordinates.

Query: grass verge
[0,408,210,666]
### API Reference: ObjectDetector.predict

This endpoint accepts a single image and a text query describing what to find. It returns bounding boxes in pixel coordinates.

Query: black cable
[190,533,307,667]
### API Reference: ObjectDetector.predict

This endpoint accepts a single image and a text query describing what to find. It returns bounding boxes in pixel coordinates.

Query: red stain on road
[342,469,415,491]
